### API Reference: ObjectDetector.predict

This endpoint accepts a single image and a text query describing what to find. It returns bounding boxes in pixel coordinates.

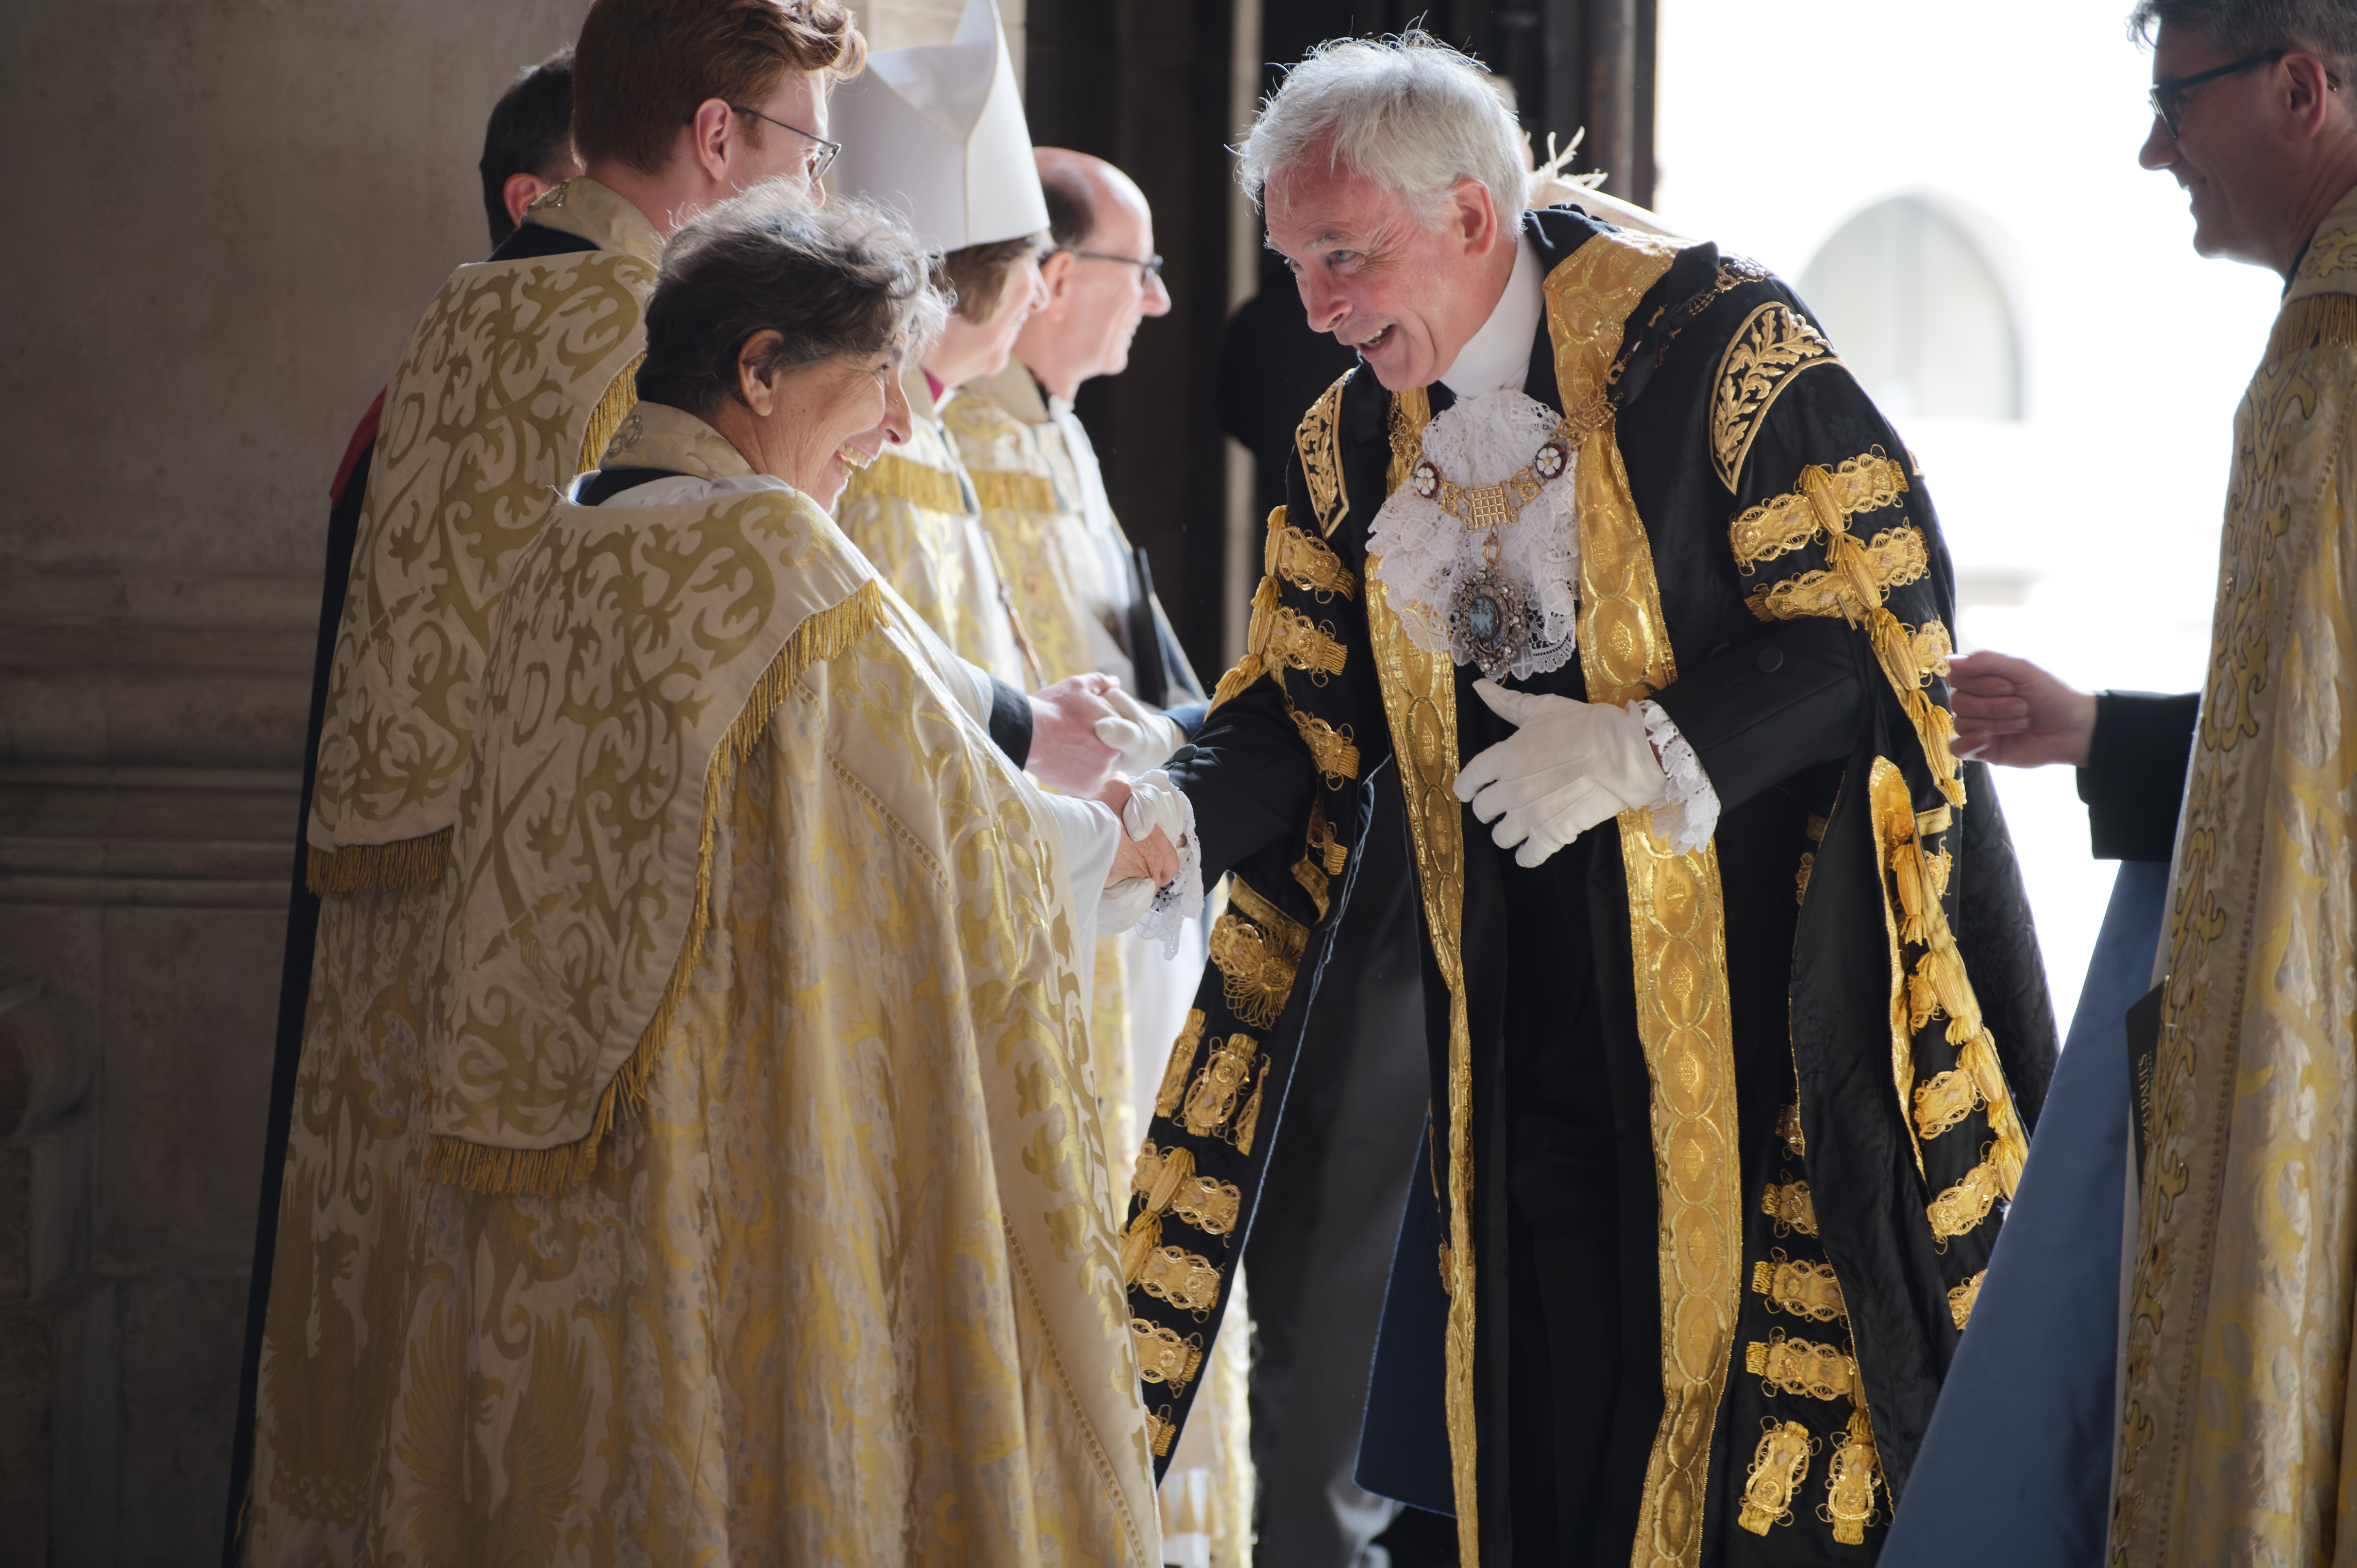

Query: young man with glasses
[1890,5,2357,1567]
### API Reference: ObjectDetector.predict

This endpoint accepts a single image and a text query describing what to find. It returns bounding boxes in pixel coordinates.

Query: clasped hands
[1452,680,1667,868]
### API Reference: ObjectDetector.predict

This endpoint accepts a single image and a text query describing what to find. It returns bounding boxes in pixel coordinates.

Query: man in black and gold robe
[1118,32,2056,1568]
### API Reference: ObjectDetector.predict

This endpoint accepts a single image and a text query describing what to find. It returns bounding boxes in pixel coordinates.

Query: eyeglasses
[1060,248,1164,281]
[2148,50,2286,136]
[727,105,842,182]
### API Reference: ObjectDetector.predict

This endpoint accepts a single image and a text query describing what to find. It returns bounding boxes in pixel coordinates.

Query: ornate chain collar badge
[1369,388,1588,681]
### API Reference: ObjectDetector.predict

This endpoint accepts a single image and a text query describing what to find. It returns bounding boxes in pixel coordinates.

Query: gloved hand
[1451,680,1667,868]
[1092,687,1189,775]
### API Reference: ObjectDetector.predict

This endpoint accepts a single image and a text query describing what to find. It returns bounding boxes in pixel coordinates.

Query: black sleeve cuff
[1645,619,1866,815]
[989,678,1032,769]
[2076,690,2198,861]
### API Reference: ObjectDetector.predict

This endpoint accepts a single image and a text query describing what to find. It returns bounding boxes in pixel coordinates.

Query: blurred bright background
[1652,0,2284,1027]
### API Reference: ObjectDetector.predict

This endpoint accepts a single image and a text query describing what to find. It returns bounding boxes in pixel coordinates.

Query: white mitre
[826,0,1049,250]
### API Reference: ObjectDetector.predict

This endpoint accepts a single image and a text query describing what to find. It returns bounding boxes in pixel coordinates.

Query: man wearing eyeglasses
[1883,5,2357,1567]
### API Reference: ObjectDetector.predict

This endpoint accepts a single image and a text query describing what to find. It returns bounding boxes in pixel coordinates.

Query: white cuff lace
[1132,786,1203,959]
[1636,699,1720,855]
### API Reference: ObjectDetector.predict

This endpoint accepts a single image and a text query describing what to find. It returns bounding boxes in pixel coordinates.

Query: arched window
[1798,196,2022,421]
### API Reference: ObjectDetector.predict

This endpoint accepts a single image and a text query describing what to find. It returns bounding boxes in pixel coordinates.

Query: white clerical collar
[1438,225,1543,401]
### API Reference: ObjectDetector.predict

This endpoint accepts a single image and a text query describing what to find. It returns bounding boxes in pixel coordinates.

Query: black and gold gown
[1121,207,2057,1568]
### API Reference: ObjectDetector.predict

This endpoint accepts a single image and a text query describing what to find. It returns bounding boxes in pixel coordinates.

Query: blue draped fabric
[1880,859,2170,1566]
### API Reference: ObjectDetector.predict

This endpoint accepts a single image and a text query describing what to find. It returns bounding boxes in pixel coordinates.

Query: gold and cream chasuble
[946,363,1250,1564]
[307,177,657,890]
[2110,184,2357,1566]
[249,410,1155,1566]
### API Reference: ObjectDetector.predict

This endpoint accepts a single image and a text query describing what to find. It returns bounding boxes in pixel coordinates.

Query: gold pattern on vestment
[1296,374,1352,537]
[1727,451,1907,570]
[1762,1181,1819,1236]
[1739,1421,1818,1535]
[1949,1270,1985,1329]
[1182,1034,1260,1137]
[1711,302,1840,491]
[1927,1159,2003,1241]
[2112,195,2357,1566]
[1752,1251,1847,1322]
[1157,1011,1206,1117]
[1746,1330,1860,1402]
[860,451,966,512]
[1822,1406,1886,1545]
[968,468,1057,514]
[1208,879,1307,1028]
[1267,506,1358,600]
[1552,227,1742,1568]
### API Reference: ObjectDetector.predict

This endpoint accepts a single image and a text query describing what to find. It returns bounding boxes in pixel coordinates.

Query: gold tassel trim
[970,468,1057,514]
[577,352,645,474]
[306,827,453,895]
[847,451,967,514]
[423,579,887,1196]
[2270,292,2357,358]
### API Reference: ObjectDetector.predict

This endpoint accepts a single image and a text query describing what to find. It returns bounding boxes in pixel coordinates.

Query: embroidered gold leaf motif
[1182,1034,1260,1137]
[1821,1406,1885,1545]
[1949,1269,1986,1329]
[1912,1069,1984,1140]
[1137,1246,1223,1315]
[1266,509,1358,600]
[1295,374,1352,537]
[1156,1011,1206,1117]
[1711,302,1839,491]
[1171,1176,1243,1237]
[1778,1103,1807,1159]
[1744,1330,1859,1402]
[1745,527,1930,622]
[1927,1159,2004,1241]
[1131,1318,1205,1387]
[1209,883,1308,1028]
[1751,1252,1847,1322]
[1728,452,1907,570]
[1761,1180,1819,1237]
[1738,1420,1818,1534]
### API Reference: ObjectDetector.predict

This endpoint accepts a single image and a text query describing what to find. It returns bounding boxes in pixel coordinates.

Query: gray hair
[2129,0,2357,74]
[636,182,948,419]
[1236,30,1530,228]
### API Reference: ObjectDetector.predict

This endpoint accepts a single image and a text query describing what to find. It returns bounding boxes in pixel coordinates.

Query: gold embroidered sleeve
[1265,506,1357,600]
[1744,1330,1858,1402]
[1948,1269,1985,1329]
[1207,880,1309,1029]
[1926,1159,2004,1241]
[1710,302,1838,492]
[1727,451,1907,571]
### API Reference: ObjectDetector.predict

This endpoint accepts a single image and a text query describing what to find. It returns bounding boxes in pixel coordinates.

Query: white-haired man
[1119,30,2058,1567]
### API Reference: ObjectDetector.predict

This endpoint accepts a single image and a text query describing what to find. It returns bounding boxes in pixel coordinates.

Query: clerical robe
[246,404,1156,1566]
[1131,209,2055,1566]
[2108,183,2357,1567]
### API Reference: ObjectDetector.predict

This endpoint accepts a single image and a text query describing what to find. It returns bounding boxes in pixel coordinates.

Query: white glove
[1111,770,1204,954]
[1451,680,1667,868]
[1092,687,1188,775]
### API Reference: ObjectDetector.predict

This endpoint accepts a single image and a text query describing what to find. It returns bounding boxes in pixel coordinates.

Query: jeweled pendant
[1448,567,1527,680]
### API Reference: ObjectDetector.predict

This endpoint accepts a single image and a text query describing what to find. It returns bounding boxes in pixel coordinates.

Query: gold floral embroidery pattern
[1746,1330,1858,1402]
[1752,1253,1846,1322]
[1912,1069,1982,1140]
[1727,452,1907,570]
[1181,1034,1260,1136]
[969,469,1057,513]
[1927,1159,2004,1241]
[1288,702,1361,788]
[1137,1247,1223,1316]
[1295,374,1352,537]
[1208,880,1307,1028]
[1131,1319,1205,1387]
[1822,1407,1886,1544]
[1711,302,1839,491]
[1949,1270,1985,1329]
[1250,594,1347,684]
[1267,507,1358,600]
[1761,1181,1819,1236]
[1739,1421,1818,1535]
[1911,617,1955,682]
[1171,1176,1242,1237]
[1155,1012,1205,1117]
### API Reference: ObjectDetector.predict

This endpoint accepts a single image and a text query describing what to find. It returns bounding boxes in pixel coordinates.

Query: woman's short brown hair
[938,231,1048,324]
[635,185,946,419]
[574,0,866,176]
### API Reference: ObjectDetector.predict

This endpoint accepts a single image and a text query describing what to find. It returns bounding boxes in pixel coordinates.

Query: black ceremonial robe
[1126,209,2057,1568]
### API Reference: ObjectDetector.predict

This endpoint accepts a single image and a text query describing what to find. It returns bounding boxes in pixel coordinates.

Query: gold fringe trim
[306,827,453,895]
[849,451,967,514]
[2270,291,2357,359]
[423,578,887,1196]
[970,468,1057,514]
[577,351,645,474]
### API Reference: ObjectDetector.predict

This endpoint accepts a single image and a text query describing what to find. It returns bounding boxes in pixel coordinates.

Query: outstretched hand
[1946,650,2097,768]
[1028,673,1122,793]
[1095,775,1181,888]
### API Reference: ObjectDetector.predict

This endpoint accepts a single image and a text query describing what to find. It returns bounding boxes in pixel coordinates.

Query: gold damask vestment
[247,407,1156,1566]
[2110,183,2357,1566]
